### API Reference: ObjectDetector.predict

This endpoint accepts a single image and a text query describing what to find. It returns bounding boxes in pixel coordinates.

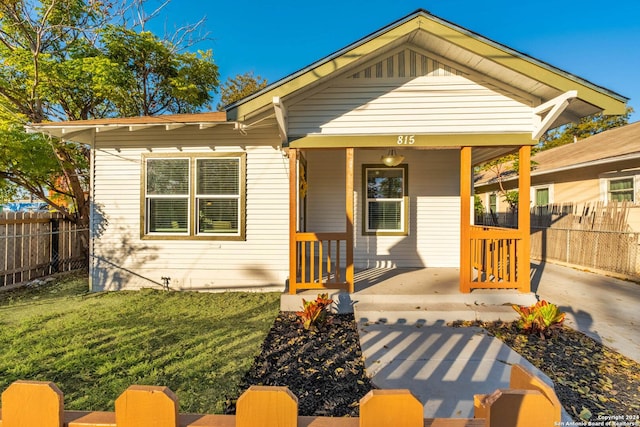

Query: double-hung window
[363,164,408,235]
[608,177,634,203]
[143,153,245,239]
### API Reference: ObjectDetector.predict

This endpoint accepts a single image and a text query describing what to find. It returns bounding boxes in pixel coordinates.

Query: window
[535,187,549,206]
[489,193,497,213]
[142,153,245,239]
[608,178,634,202]
[363,165,408,235]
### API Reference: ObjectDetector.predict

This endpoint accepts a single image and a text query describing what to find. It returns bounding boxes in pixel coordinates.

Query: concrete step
[281,290,537,315]
[354,302,519,325]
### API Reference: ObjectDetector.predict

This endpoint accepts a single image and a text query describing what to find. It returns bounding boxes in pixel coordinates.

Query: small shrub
[512,300,565,338]
[296,293,334,331]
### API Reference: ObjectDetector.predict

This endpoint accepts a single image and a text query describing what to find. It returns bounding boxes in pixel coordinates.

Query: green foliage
[217,71,268,110]
[0,273,280,413]
[474,194,484,215]
[540,107,633,151]
[296,293,334,331]
[0,1,220,223]
[503,190,519,213]
[100,26,219,116]
[512,300,566,338]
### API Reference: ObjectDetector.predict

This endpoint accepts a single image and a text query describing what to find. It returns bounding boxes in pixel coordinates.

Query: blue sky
[151,0,640,122]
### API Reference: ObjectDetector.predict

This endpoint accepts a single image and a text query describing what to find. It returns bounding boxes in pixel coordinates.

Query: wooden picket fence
[0,212,88,287]
[0,365,562,427]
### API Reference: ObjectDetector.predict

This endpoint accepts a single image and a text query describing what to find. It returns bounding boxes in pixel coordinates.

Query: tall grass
[0,273,280,414]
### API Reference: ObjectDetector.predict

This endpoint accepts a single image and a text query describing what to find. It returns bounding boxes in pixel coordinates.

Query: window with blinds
[143,153,245,239]
[146,158,189,233]
[196,158,240,234]
[608,178,634,202]
[364,165,408,235]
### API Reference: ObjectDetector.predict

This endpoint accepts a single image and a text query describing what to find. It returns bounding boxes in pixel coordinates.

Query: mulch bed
[225,312,373,417]
[227,312,640,422]
[457,320,640,422]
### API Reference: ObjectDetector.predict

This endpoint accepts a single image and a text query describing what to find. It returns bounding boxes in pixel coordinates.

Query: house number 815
[397,135,415,145]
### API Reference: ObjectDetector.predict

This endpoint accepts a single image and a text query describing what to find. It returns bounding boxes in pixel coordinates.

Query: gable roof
[30,9,628,145]
[475,121,640,186]
[226,9,627,126]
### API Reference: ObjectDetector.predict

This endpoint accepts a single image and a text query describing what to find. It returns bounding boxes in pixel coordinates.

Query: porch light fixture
[381,149,404,167]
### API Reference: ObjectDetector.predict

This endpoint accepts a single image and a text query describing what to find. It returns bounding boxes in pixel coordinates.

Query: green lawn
[0,272,280,414]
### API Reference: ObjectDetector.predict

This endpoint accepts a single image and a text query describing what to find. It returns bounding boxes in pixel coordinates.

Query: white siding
[288,75,534,136]
[305,148,460,268]
[91,130,289,291]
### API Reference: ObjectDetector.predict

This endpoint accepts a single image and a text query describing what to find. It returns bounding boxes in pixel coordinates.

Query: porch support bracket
[273,96,288,145]
[532,90,578,140]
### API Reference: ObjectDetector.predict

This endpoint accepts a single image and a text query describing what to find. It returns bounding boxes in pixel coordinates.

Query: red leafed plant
[512,300,566,338]
[296,293,334,331]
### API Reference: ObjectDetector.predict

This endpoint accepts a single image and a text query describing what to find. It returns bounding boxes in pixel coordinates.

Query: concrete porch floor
[281,267,537,322]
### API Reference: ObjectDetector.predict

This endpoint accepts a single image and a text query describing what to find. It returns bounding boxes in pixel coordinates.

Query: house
[475,121,640,231]
[31,10,628,294]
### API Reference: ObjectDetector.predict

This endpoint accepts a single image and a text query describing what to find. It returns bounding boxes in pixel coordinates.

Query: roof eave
[226,9,628,122]
[475,152,640,188]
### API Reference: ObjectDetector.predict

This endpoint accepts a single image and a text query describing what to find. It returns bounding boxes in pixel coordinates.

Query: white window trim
[599,172,639,205]
[530,184,554,207]
[363,164,408,236]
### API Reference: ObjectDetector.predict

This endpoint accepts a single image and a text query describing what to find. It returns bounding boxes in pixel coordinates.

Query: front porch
[281,266,537,318]
[287,146,533,297]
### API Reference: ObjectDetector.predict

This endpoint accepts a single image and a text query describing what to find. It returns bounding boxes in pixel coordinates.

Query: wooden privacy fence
[0,212,88,287]
[0,365,561,427]
[531,227,640,277]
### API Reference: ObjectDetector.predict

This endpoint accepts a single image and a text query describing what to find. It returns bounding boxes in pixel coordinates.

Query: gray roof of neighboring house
[476,121,640,186]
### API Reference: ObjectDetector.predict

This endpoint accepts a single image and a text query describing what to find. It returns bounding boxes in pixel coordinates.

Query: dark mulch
[225,312,373,417]
[226,311,640,422]
[458,321,640,422]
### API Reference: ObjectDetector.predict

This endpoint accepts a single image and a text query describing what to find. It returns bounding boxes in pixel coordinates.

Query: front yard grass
[0,272,280,414]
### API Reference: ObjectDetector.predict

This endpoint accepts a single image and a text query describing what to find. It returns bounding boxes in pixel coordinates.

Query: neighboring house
[31,10,627,294]
[475,121,640,231]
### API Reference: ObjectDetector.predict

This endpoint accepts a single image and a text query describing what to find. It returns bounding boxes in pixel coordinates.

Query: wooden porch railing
[0,365,561,427]
[468,225,525,291]
[290,232,353,294]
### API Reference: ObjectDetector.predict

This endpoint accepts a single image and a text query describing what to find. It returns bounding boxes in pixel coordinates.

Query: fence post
[359,389,423,427]
[114,385,178,427]
[474,364,561,426]
[1,380,64,427]
[50,215,60,274]
[476,389,555,427]
[236,386,298,427]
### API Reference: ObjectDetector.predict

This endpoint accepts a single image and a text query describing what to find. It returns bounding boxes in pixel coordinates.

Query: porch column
[288,148,298,295]
[459,146,472,293]
[517,145,531,293]
[345,148,354,293]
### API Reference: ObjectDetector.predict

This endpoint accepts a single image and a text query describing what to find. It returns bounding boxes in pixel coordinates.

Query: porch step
[354,301,519,325]
[281,290,537,317]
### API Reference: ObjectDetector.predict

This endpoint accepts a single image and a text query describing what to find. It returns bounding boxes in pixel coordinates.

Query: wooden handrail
[468,225,522,289]
[293,232,350,292]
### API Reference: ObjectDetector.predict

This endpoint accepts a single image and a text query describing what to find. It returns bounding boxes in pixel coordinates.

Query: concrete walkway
[353,261,640,420]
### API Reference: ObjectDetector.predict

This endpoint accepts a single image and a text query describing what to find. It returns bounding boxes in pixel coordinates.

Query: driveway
[533,261,640,363]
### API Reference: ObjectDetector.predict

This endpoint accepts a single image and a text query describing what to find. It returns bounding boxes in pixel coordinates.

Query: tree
[539,107,633,150]
[478,152,525,213]
[216,71,267,110]
[0,0,219,226]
